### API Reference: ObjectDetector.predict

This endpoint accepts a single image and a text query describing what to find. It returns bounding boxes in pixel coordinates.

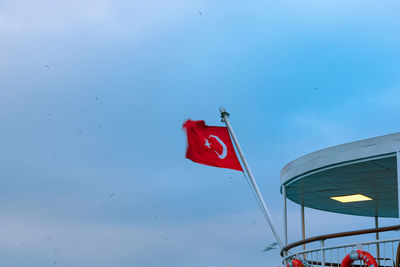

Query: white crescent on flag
[209,135,227,159]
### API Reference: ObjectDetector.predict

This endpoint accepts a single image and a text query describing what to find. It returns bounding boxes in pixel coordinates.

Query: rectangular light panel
[330,194,372,203]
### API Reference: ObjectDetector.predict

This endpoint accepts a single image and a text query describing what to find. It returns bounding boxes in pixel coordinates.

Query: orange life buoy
[341,250,378,267]
[287,259,303,267]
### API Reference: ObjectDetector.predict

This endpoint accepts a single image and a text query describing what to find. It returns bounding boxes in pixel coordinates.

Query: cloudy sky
[1,0,400,266]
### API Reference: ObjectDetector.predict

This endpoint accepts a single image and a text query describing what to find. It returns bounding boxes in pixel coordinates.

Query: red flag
[183,120,243,171]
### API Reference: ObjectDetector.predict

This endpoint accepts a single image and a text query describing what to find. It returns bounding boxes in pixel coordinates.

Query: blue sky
[1,0,400,266]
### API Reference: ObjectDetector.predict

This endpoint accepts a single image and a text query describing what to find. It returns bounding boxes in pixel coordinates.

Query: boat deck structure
[280,132,400,266]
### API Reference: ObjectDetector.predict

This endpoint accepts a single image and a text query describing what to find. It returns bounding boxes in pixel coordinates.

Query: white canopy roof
[280,133,400,218]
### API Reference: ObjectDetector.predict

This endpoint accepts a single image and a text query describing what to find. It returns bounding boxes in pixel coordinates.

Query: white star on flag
[204,138,211,148]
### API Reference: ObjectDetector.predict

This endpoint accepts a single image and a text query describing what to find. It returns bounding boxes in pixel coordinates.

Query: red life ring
[287,259,303,267]
[341,250,378,267]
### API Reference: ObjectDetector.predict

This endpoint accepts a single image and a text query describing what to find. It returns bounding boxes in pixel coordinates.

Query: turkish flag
[183,120,243,171]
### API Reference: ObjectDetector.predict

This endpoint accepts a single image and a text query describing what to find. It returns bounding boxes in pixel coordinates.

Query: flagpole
[219,107,283,249]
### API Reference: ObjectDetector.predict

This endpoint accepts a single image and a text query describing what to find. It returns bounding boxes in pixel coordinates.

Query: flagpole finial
[219,106,230,121]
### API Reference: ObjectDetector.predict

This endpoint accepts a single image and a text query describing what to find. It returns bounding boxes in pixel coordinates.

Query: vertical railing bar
[392,241,395,267]
[313,251,315,265]
[321,240,325,267]
[312,251,314,266]
[378,241,381,266]
[313,253,317,266]
[343,247,346,266]
[283,237,400,267]
[367,243,370,259]
[337,247,339,266]
[384,241,386,266]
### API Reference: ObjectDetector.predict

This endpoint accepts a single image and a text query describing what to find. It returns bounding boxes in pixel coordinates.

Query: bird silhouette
[263,242,278,251]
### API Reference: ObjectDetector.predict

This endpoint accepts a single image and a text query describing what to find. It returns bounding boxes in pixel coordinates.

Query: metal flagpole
[220,107,283,249]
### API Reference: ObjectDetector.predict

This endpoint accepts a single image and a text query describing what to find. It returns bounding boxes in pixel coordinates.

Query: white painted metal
[219,107,283,248]
[283,185,288,247]
[283,237,400,262]
[301,204,305,251]
[397,150,400,219]
[375,216,380,265]
[320,240,325,267]
[282,185,288,265]
[281,132,400,185]
[283,153,394,189]
[281,136,399,217]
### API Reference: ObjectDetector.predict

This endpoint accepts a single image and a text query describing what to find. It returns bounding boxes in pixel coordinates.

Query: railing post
[282,226,400,267]
[301,204,305,251]
[397,151,400,223]
[320,239,325,267]
[375,216,380,266]
[283,185,288,246]
[283,185,288,265]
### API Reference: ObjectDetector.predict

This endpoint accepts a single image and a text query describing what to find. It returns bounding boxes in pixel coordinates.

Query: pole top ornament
[219,106,230,121]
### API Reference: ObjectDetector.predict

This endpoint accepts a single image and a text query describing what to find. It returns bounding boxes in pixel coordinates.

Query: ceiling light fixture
[330,194,372,203]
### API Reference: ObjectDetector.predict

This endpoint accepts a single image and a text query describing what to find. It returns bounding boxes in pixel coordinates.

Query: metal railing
[281,225,400,266]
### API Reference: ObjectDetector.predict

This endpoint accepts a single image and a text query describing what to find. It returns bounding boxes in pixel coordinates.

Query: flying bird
[263,242,278,252]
